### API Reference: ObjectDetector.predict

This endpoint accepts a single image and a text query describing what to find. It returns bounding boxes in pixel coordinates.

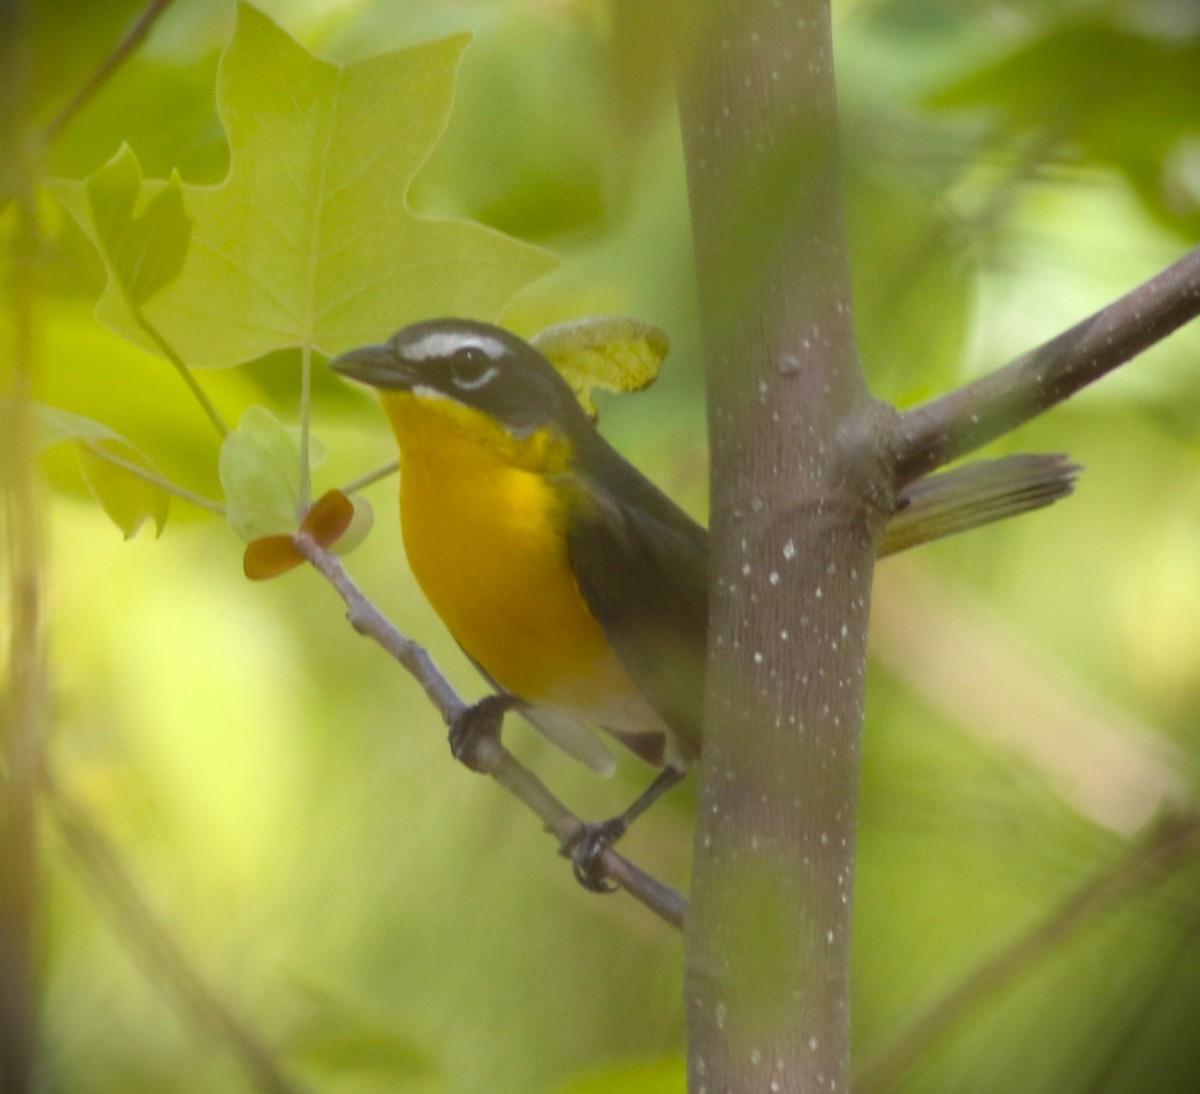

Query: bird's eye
[448,346,497,390]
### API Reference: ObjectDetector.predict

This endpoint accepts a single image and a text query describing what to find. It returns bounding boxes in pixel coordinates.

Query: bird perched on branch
[332,318,1077,887]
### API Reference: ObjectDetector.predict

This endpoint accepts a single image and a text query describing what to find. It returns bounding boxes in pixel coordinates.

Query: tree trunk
[680,0,891,1089]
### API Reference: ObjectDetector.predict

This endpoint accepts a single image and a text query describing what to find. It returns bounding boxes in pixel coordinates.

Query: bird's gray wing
[561,455,708,762]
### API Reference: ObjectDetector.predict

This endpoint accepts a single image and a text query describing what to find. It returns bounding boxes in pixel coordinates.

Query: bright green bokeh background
[5,0,1200,1091]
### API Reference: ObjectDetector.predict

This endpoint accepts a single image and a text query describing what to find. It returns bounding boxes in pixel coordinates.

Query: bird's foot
[449,693,518,773]
[562,816,629,893]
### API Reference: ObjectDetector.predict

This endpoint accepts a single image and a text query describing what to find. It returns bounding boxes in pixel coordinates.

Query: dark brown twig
[291,531,688,928]
[894,245,1200,484]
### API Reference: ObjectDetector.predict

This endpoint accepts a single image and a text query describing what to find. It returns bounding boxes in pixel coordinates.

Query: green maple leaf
[52,3,556,369]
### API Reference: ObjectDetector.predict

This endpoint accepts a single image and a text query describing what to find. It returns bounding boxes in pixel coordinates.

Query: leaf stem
[298,344,312,515]
[80,441,226,515]
[134,308,230,438]
[339,460,398,496]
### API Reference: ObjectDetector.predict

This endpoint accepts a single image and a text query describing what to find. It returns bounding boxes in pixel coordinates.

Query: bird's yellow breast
[381,391,639,715]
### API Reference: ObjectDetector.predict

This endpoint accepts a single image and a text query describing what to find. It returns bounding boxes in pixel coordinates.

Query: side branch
[290,532,687,929]
[857,809,1200,1092]
[894,246,1200,483]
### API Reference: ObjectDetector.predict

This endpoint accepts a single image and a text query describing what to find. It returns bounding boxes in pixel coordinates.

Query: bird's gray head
[330,319,590,437]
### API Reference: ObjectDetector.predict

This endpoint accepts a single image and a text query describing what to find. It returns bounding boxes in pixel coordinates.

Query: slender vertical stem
[298,344,313,515]
[1,4,44,1087]
[679,0,886,1089]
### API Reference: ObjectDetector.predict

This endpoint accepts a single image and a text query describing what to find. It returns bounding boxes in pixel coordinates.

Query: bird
[330,318,1078,886]
[330,319,707,883]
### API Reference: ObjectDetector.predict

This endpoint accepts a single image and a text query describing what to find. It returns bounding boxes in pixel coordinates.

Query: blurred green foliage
[3,0,1200,1091]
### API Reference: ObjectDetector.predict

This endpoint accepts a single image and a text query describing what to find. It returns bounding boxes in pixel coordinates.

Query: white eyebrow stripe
[404,331,507,362]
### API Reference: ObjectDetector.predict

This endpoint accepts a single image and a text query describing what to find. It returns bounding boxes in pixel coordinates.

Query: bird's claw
[564,817,629,893]
[449,693,517,773]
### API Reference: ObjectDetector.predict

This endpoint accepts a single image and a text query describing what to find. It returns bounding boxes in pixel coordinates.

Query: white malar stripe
[404,330,507,362]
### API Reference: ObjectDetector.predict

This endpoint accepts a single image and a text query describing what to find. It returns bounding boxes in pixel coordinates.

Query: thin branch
[289,531,687,928]
[294,530,463,723]
[81,441,226,515]
[44,774,309,1094]
[470,732,688,929]
[856,810,1200,1093]
[40,0,179,144]
[894,246,1200,483]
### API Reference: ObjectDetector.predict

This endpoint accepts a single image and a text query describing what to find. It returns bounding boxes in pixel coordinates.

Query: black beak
[329,343,416,390]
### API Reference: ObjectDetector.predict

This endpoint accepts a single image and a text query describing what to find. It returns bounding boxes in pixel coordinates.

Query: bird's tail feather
[880,454,1081,557]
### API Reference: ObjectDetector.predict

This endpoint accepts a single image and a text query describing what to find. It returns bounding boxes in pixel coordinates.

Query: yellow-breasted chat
[331,318,1078,883]
[332,319,706,883]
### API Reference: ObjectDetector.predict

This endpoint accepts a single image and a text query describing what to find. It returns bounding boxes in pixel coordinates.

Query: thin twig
[856,810,1200,1093]
[894,245,1200,483]
[294,530,463,722]
[290,531,688,927]
[44,774,309,1094]
[40,0,179,144]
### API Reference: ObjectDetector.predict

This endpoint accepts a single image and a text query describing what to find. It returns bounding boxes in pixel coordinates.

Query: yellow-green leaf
[26,403,171,538]
[83,144,191,307]
[219,405,303,542]
[531,315,669,418]
[77,442,171,539]
[51,3,557,369]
